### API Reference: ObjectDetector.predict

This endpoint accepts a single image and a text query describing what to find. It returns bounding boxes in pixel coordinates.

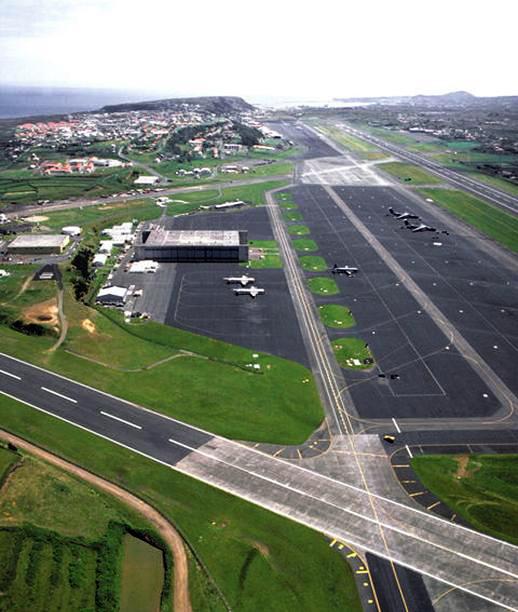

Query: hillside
[100,95,254,114]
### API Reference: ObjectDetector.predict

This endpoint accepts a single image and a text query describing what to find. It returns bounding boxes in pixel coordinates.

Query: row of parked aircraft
[388,206,449,235]
[223,275,265,298]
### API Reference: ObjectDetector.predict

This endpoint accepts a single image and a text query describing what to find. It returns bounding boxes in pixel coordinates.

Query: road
[335,123,518,214]
[4,174,291,219]
[1,351,518,610]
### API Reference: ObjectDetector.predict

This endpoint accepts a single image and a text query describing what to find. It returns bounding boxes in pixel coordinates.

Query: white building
[99,240,113,254]
[62,225,81,236]
[134,175,159,185]
[93,253,108,267]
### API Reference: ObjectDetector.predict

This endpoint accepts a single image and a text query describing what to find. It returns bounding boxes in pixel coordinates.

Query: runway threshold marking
[41,387,77,403]
[100,411,142,430]
[0,369,21,380]
[391,418,401,433]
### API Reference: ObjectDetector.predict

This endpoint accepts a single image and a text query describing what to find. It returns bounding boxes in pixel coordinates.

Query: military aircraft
[224,274,255,286]
[331,264,359,276]
[233,286,265,298]
[388,206,419,220]
[403,220,436,232]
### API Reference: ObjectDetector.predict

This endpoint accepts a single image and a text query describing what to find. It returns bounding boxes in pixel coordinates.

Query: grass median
[318,304,356,329]
[307,277,339,296]
[299,256,328,272]
[380,162,440,185]
[332,337,374,370]
[418,188,518,252]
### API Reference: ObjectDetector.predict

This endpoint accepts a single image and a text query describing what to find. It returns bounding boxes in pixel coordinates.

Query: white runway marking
[405,444,414,459]
[100,411,142,430]
[0,369,21,380]
[41,387,77,403]
[392,418,402,433]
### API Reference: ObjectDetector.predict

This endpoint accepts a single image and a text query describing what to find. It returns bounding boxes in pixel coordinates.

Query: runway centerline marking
[0,369,21,380]
[100,411,142,430]
[41,387,77,404]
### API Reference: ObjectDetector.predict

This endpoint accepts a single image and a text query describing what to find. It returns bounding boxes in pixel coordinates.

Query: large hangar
[135,227,248,262]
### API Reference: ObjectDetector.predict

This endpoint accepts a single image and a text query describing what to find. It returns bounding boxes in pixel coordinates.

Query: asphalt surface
[285,184,508,420]
[266,121,341,159]
[159,207,309,364]
[340,123,518,215]
[1,352,518,611]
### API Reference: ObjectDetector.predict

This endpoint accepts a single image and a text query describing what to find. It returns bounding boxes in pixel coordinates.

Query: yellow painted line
[356,569,369,575]
[338,543,344,550]
[329,539,337,547]
[427,501,441,510]
[272,448,285,457]
[393,464,410,468]
[297,449,303,460]
[368,599,374,604]
[346,551,357,558]
[401,480,416,484]
[409,491,426,497]
[363,582,370,587]
[451,514,457,522]
[359,565,365,570]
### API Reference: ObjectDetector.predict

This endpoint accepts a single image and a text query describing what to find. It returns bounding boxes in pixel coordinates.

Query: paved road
[1,352,518,610]
[338,123,518,214]
[3,175,291,218]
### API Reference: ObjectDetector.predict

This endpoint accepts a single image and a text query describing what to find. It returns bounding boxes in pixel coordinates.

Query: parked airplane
[388,206,419,220]
[233,286,265,298]
[403,220,436,232]
[331,264,359,276]
[224,274,255,286]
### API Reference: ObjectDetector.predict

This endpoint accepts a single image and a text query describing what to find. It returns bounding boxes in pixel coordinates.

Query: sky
[1,0,517,100]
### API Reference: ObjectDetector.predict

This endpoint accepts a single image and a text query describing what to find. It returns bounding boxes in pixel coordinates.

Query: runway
[1,351,518,610]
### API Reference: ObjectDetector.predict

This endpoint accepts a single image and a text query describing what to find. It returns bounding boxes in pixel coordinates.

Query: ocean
[0,85,172,119]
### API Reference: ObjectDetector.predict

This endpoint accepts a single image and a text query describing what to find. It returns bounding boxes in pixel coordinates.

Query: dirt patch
[454,455,472,479]
[81,318,97,334]
[22,298,59,329]
[24,215,49,223]
[251,541,270,557]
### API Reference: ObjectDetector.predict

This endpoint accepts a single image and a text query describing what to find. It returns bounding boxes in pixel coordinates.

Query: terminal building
[135,228,248,262]
[8,234,70,255]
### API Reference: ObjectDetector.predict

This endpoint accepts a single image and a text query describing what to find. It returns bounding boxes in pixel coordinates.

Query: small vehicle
[383,435,396,444]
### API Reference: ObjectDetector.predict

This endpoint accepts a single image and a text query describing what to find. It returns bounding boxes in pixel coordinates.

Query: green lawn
[418,188,518,252]
[380,162,440,185]
[307,277,339,296]
[275,191,298,210]
[292,238,318,252]
[318,304,356,329]
[287,224,310,236]
[411,454,518,545]
[283,210,303,222]
[0,298,323,445]
[244,239,283,269]
[0,168,136,205]
[0,396,362,612]
[0,444,160,612]
[0,447,17,480]
[299,256,328,272]
[466,172,518,197]
[332,337,374,369]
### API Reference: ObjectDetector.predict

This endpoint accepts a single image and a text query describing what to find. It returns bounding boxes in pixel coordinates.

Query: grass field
[244,239,282,269]
[0,288,323,444]
[465,172,518,197]
[412,454,518,545]
[380,162,441,185]
[307,277,339,296]
[292,238,318,252]
[418,188,518,252]
[0,447,17,480]
[275,191,298,210]
[299,255,328,272]
[283,210,303,221]
[0,396,362,612]
[318,304,356,329]
[120,534,164,612]
[0,168,136,205]
[332,337,374,369]
[314,124,383,156]
[287,224,310,236]
[0,445,160,612]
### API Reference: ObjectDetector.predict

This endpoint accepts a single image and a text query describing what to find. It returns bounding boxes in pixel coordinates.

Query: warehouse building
[135,228,248,262]
[8,234,70,255]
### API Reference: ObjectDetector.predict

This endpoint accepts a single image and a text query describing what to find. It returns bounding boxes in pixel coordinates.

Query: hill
[100,95,254,114]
